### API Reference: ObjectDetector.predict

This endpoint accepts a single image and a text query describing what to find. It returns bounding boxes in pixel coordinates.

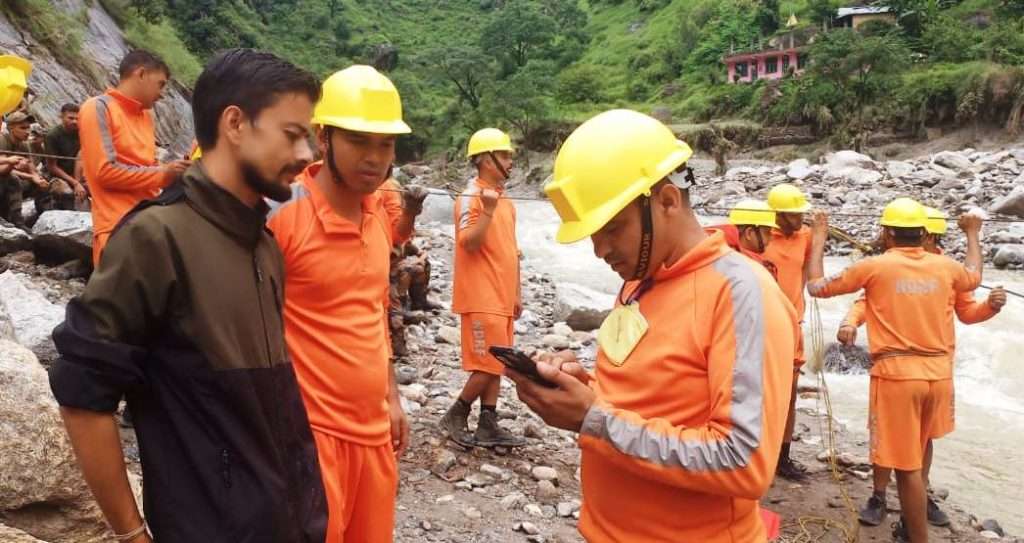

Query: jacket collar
[182,164,270,249]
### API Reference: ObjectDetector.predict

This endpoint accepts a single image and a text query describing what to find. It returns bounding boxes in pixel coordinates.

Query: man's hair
[191,48,321,150]
[119,50,170,80]
[60,103,79,114]
[888,226,925,247]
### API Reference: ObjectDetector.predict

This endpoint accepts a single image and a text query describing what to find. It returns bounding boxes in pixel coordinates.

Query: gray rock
[826,150,876,170]
[431,450,457,475]
[993,245,1024,268]
[461,507,482,520]
[551,322,573,337]
[500,492,528,510]
[524,503,544,517]
[0,219,31,256]
[535,480,559,500]
[0,271,65,363]
[823,343,872,374]
[30,211,92,266]
[531,466,558,482]
[435,326,461,345]
[554,283,612,331]
[932,150,973,172]
[0,340,110,542]
[395,365,418,385]
[989,225,1024,244]
[541,334,570,350]
[557,502,575,517]
[981,519,1005,537]
[516,521,541,535]
[885,160,915,179]
[464,473,494,488]
[0,524,49,543]
[990,185,1024,218]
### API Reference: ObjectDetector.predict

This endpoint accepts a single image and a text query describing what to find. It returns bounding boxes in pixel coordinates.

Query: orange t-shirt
[578,231,798,543]
[267,162,394,445]
[377,178,410,245]
[811,247,981,380]
[451,177,519,316]
[763,226,811,318]
[79,89,165,263]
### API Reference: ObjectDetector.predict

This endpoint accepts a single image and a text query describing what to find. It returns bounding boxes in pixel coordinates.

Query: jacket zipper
[253,253,273,367]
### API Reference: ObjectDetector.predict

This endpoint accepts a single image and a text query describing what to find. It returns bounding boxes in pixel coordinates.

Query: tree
[755,0,781,36]
[421,47,494,109]
[481,2,557,68]
[807,0,838,26]
[481,60,556,147]
[808,28,911,141]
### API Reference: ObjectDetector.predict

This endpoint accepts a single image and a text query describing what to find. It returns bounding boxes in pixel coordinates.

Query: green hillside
[16,0,1024,156]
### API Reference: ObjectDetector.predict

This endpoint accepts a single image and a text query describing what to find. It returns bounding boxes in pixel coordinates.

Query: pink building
[724,47,806,84]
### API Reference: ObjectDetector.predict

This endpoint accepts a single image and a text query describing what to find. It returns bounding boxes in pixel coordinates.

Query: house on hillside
[834,6,896,29]
[724,31,809,84]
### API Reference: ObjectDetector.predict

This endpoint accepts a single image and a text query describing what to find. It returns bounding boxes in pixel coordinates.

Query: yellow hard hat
[544,109,694,244]
[467,128,513,158]
[923,206,947,235]
[0,55,32,117]
[729,200,777,228]
[767,183,812,213]
[880,197,927,228]
[312,65,411,135]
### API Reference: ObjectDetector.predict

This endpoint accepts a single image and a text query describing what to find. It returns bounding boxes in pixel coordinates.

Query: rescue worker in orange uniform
[508,109,799,542]
[78,50,191,264]
[440,128,526,449]
[706,199,780,279]
[763,182,813,480]
[838,206,1006,530]
[267,65,415,543]
[808,198,984,543]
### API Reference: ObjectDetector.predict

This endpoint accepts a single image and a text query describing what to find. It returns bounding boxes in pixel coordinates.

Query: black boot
[439,399,475,447]
[474,408,526,448]
[859,492,887,526]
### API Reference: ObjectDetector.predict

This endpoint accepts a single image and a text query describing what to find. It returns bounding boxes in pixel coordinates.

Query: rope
[789,298,859,543]
[979,284,1024,299]
[0,148,78,161]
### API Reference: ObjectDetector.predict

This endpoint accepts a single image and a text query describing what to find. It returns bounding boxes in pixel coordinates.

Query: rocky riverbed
[2,145,1022,542]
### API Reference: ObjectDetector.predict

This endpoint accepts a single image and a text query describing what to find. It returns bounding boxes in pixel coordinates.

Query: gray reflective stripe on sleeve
[266,182,311,220]
[94,95,163,175]
[457,180,479,230]
[581,252,765,472]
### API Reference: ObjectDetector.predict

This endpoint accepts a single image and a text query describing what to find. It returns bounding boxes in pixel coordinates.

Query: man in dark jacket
[49,49,327,543]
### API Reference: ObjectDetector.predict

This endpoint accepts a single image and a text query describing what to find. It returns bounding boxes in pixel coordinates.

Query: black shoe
[474,410,526,448]
[776,457,809,482]
[891,517,910,542]
[927,497,950,527]
[439,401,475,447]
[859,494,887,526]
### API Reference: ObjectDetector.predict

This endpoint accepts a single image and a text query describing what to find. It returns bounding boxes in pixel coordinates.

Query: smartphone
[489,346,558,389]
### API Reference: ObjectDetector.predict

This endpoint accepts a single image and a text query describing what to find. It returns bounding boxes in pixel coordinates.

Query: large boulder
[825,150,876,171]
[0,218,31,256]
[931,150,973,172]
[884,160,915,179]
[990,185,1024,218]
[30,211,93,266]
[554,283,613,332]
[993,244,1024,268]
[0,271,65,363]
[0,341,108,543]
[786,159,815,180]
[0,524,49,543]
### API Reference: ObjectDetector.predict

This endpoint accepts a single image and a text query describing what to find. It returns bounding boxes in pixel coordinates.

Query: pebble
[432,450,457,474]
[557,502,575,517]
[532,466,558,482]
[515,521,541,535]
[981,519,1005,537]
[850,469,871,481]
[552,322,573,337]
[435,494,454,504]
[436,326,461,345]
[395,365,418,385]
[541,334,570,350]
[524,504,544,517]
[480,464,507,479]
[536,480,559,500]
[462,506,482,520]
[980,531,1001,539]
[464,473,494,488]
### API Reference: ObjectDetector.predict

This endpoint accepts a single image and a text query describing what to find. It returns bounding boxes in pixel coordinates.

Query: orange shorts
[313,431,398,543]
[460,312,513,376]
[869,378,954,471]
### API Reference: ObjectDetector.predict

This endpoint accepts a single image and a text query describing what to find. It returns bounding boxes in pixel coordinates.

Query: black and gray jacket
[49,165,327,542]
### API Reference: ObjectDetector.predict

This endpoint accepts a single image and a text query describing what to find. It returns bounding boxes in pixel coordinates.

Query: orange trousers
[313,430,398,543]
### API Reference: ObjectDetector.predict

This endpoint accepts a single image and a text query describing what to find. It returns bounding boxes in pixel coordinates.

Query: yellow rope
[788,299,859,543]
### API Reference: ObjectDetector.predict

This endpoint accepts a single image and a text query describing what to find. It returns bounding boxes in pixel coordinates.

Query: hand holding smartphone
[489,346,558,389]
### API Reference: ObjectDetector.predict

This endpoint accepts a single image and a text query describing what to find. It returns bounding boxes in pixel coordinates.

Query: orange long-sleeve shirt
[578,232,797,543]
[79,89,165,263]
[810,247,981,380]
[378,178,411,245]
[268,162,394,446]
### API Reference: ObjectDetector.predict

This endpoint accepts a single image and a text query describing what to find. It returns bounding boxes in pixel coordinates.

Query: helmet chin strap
[485,150,511,181]
[633,194,654,281]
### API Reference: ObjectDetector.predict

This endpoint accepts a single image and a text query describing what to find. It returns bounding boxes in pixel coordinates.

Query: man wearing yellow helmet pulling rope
[764,182,814,481]
[441,127,527,448]
[838,205,1006,531]
[506,109,799,542]
[267,65,415,543]
[808,198,984,543]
